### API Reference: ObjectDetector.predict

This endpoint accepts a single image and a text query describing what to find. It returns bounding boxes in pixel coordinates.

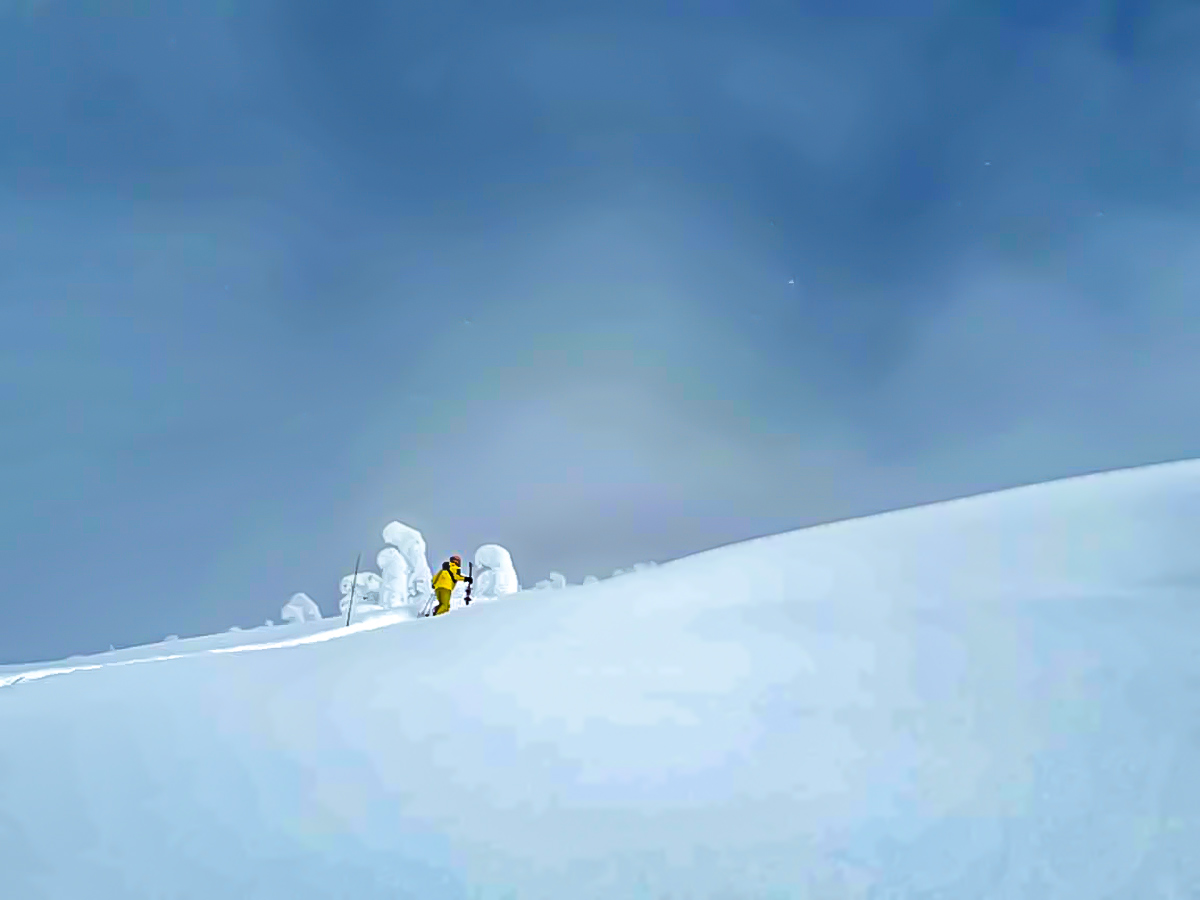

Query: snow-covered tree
[381,521,433,611]
[376,547,410,609]
[339,571,382,621]
[472,544,521,601]
[281,592,322,624]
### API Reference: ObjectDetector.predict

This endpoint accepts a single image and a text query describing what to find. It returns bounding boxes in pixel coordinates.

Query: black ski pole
[345,553,361,627]
[465,561,473,606]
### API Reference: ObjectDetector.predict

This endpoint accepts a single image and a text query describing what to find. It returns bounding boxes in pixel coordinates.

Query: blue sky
[3,0,1199,663]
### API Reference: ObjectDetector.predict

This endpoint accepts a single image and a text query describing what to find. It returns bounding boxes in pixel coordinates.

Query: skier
[431,554,471,616]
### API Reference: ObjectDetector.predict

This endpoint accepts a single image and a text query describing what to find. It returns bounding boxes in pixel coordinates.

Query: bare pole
[345,553,361,627]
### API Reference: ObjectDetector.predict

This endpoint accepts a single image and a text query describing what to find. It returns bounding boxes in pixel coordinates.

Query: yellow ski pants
[433,587,453,616]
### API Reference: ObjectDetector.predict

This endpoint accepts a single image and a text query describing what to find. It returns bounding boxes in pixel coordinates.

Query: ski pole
[345,553,361,627]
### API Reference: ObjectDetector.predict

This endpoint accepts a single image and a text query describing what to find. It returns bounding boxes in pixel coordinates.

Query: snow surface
[3,460,1200,898]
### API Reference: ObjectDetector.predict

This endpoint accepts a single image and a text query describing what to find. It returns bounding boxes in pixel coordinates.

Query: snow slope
[2,460,1200,899]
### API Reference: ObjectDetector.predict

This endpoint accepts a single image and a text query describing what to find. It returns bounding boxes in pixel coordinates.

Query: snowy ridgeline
[268,521,607,625]
[128,517,663,642]
[530,561,659,591]
[6,460,1200,898]
[276,520,658,628]
[324,524,524,623]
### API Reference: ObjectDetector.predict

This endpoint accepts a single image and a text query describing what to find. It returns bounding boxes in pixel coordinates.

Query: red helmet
[449,554,462,564]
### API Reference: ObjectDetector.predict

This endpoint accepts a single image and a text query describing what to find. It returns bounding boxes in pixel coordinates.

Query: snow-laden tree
[472,544,521,601]
[339,571,382,621]
[376,547,410,609]
[381,521,433,611]
[281,592,322,624]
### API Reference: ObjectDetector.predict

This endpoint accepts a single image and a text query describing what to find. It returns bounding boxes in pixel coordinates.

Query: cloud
[4,0,1200,661]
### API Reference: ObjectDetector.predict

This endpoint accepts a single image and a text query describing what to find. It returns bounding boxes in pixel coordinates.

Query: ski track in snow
[0,612,411,689]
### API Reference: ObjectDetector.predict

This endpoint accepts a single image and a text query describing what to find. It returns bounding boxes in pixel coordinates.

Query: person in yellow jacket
[431,554,471,616]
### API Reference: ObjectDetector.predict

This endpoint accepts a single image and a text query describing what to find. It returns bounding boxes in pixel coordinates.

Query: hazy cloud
[2,0,1199,661]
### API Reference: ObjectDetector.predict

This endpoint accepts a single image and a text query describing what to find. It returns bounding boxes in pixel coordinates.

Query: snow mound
[534,571,567,590]
[609,562,656,579]
[280,592,322,624]
[472,543,520,600]
[3,460,1200,898]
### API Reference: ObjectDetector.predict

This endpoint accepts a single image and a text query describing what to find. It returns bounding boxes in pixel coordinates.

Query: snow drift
[2,460,1200,899]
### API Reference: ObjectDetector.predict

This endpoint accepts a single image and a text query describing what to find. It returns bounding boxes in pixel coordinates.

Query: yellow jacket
[432,560,465,592]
